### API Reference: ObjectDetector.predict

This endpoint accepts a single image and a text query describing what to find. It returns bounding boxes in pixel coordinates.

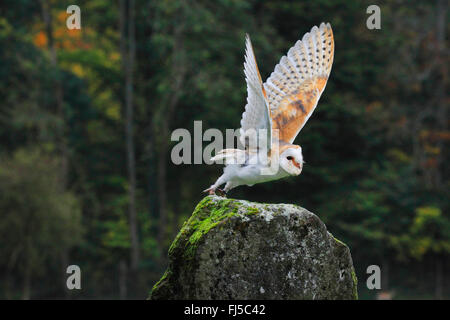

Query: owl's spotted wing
[264,23,334,144]
[239,34,272,153]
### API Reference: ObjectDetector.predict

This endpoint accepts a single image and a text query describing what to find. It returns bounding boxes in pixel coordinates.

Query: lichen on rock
[150,195,358,300]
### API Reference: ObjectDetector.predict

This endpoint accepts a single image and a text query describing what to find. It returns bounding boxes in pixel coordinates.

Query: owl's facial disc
[280,147,303,176]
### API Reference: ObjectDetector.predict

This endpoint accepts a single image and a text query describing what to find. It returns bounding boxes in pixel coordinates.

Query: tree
[0,149,82,299]
[120,0,140,295]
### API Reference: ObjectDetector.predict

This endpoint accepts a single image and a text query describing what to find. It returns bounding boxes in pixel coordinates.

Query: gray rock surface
[150,195,358,300]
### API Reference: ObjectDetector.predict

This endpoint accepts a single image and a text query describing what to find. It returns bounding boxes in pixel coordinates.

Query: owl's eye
[287,156,293,160]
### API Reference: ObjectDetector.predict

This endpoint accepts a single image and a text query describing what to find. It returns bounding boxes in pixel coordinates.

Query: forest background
[0,0,448,299]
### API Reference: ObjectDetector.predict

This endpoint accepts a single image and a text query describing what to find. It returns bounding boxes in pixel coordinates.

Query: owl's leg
[223,181,236,194]
[213,183,232,197]
[203,174,227,195]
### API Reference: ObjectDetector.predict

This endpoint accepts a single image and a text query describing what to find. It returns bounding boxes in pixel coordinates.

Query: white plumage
[239,34,272,153]
[205,23,334,195]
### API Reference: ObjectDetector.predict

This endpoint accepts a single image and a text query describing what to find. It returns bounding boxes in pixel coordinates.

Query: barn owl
[204,23,334,195]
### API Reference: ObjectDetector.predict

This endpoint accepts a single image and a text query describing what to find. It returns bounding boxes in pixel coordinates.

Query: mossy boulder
[150,196,358,300]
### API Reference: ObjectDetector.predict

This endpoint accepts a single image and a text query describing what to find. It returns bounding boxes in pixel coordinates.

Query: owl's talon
[203,186,217,195]
[216,188,227,197]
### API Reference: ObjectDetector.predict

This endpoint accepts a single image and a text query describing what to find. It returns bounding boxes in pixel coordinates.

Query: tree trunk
[22,237,32,300]
[156,18,187,250]
[22,265,31,300]
[120,0,140,273]
[39,0,68,187]
[434,0,447,189]
[119,259,127,299]
[61,250,69,299]
[435,257,443,300]
[156,144,168,248]
[381,259,389,290]
[39,0,71,298]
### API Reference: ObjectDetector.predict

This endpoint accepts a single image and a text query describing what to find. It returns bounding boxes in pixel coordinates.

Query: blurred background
[0,0,448,299]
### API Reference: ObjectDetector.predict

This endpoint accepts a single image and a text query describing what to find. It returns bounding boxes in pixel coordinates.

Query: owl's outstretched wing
[264,23,334,144]
[239,34,272,153]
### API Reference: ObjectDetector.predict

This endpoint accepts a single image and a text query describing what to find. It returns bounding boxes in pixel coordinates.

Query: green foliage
[0,149,83,297]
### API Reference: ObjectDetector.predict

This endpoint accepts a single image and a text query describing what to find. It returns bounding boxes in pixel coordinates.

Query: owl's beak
[292,159,302,170]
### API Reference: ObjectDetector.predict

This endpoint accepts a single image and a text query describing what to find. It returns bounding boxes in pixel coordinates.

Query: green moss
[351,268,358,300]
[153,269,169,289]
[168,197,213,256]
[165,196,251,270]
[149,269,171,299]
[333,236,347,247]
[246,206,260,215]
[181,197,240,259]
[151,196,246,299]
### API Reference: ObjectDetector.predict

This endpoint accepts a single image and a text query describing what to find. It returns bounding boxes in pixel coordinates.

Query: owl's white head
[280,146,304,176]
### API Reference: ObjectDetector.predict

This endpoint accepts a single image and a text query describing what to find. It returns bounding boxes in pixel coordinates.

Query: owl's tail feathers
[210,149,246,165]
